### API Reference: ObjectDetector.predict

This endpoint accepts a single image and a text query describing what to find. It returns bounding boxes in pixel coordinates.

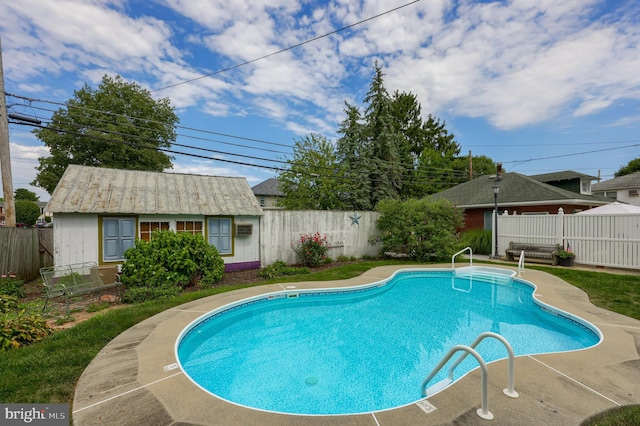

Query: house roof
[251,178,284,197]
[592,171,640,191]
[529,170,598,183]
[431,172,611,208]
[46,165,264,216]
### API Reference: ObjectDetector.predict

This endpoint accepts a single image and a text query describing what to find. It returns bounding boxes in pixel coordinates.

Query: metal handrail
[420,332,519,421]
[452,246,473,269]
[517,250,525,277]
[421,345,494,420]
[447,332,519,399]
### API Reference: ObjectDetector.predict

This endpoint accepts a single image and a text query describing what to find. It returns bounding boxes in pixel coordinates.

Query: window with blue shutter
[103,217,136,261]
[208,218,232,254]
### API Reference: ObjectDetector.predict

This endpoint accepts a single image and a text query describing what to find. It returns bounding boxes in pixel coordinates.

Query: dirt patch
[22,262,353,330]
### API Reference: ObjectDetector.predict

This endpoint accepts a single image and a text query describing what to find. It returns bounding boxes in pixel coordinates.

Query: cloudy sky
[1,0,639,200]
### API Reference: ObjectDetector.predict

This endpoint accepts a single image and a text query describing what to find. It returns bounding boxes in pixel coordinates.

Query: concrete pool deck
[72,262,640,425]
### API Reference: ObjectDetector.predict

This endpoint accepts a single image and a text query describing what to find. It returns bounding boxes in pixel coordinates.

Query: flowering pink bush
[291,232,332,267]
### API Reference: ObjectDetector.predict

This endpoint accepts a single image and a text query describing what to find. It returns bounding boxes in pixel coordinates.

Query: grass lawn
[1,260,638,424]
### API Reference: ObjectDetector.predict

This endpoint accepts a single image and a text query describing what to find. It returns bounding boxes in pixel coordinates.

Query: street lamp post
[493,181,500,258]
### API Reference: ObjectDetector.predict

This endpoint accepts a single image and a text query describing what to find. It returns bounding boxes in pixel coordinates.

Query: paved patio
[72,263,640,425]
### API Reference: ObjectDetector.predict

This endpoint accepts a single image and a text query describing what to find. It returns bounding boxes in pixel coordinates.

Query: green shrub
[0,295,20,314]
[373,197,464,262]
[120,231,225,303]
[0,276,25,298]
[15,200,41,226]
[459,229,492,255]
[0,311,53,351]
[257,261,310,279]
[291,232,332,267]
[336,255,356,262]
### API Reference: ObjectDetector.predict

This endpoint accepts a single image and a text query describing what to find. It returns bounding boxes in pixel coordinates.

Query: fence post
[557,208,564,246]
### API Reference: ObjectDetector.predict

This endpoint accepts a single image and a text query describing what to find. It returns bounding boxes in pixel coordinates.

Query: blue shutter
[103,218,136,261]
[208,218,232,254]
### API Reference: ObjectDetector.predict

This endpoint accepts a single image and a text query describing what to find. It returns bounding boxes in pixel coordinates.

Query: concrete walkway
[72,262,640,425]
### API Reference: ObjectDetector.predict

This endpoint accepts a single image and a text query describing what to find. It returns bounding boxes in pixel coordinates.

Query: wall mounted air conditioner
[235,223,253,236]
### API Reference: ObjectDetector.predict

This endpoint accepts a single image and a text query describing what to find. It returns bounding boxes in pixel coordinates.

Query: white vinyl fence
[497,208,640,270]
[260,210,381,266]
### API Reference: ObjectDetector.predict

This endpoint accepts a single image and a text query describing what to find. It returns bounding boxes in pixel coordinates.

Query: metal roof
[46,165,264,216]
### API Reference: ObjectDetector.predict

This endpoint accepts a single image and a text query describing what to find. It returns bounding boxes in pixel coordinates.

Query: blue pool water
[176,269,601,415]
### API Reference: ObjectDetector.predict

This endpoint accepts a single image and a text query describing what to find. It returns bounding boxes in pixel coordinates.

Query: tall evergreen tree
[335,102,372,210]
[362,63,404,206]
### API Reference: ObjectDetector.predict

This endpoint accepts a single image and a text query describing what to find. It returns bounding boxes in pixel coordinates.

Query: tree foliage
[374,197,464,262]
[615,158,640,177]
[277,134,347,210]
[277,63,496,210]
[32,75,178,194]
[15,200,40,226]
[14,189,39,202]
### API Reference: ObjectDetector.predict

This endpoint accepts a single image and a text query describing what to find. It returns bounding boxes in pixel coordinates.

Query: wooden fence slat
[0,228,54,280]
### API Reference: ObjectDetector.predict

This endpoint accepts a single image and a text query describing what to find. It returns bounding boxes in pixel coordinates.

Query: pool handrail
[517,250,525,277]
[447,332,519,399]
[452,247,473,269]
[420,344,494,420]
[420,332,519,421]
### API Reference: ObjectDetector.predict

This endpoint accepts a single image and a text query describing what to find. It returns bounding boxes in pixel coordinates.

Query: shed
[46,165,264,271]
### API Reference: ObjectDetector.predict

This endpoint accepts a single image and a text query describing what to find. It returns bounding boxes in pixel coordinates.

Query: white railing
[451,246,473,269]
[420,332,519,421]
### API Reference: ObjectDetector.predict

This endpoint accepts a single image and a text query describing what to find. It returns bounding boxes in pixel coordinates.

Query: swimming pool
[176,268,601,415]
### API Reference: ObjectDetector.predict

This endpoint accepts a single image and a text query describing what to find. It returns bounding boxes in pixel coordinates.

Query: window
[580,180,591,195]
[177,221,203,235]
[103,217,136,262]
[259,197,266,207]
[140,221,169,241]
[208,218,232,254]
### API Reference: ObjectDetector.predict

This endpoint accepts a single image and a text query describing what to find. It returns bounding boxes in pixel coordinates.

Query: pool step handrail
[517,250,525,277]
[452,247,473,269]
[421,344,494,420]
[420,332,519,421]
[447,332,519,399]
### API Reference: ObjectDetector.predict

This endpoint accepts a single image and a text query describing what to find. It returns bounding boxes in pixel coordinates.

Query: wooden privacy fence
[497,208,640,270]
[0,228,54,280]
[260,210,381,266]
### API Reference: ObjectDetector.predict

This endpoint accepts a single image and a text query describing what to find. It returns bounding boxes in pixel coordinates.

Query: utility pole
[0,37,16,227]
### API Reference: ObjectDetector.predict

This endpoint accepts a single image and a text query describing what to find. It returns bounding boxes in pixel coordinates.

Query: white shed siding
[53,214,99,266]
[226,216,260,264]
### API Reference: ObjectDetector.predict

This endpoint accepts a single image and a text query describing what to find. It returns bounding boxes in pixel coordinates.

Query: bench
[40,262,123,315]
[504,242,562,265]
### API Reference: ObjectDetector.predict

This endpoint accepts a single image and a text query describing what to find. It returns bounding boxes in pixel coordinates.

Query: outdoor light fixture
[493,180,500,258]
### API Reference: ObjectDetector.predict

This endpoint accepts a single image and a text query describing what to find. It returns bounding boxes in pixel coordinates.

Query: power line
[150,1,422,92]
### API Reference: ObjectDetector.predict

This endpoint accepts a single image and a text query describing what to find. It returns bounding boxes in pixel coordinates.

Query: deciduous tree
[32,75,177,194]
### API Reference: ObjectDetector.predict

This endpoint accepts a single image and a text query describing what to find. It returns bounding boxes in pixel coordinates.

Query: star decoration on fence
[349,212,361,225]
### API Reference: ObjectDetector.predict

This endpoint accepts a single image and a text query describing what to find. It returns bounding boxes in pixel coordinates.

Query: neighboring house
[46,165,264,271]
[529,170,597,195]
[251,178,284,209]
[432,171,611,231]
[592,171,640,207]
